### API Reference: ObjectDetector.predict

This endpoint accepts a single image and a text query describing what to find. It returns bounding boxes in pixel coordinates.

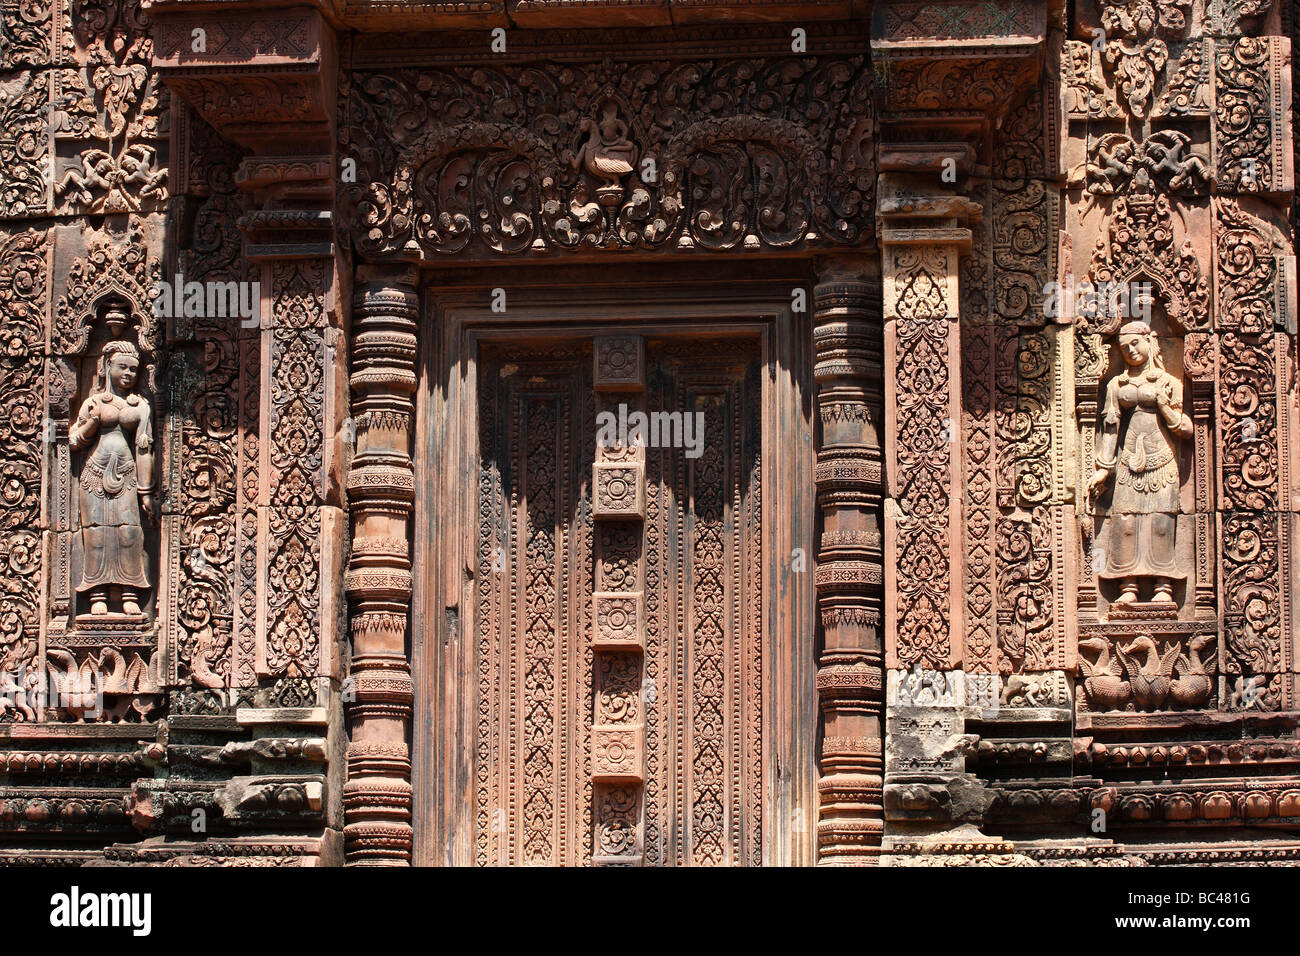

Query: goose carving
[1078,637,1131,711]
[1169,634,1216,710]
[1116,634,1180,711]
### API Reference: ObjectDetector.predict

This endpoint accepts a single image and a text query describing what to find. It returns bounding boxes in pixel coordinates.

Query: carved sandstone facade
[0,0,1296,867]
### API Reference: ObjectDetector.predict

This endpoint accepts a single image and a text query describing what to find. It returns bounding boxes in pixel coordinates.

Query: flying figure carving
[54,149,115,206]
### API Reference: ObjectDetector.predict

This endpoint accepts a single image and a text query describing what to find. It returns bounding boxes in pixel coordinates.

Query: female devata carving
[69,339,155,617]
[1088,320,1192,606]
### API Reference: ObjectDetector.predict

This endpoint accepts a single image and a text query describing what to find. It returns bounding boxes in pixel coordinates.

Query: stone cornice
[147,0,865,30]
[150,2,338,152]
[871,0,1047,123]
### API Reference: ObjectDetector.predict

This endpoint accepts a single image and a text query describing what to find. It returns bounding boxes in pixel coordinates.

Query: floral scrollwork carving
[0,353,43,720]
[1215,38,1281,194]
[1218,331,1278,511]
[1215,198,1285,334]
[0,71,50,218]
[0,229,46,356]
[893,248,953,669]
[342,56,875,260]
[1098,0,1193,118]
[1206,0,1276,34]
[996,513,1055,672]
[1221,511,1281,707]
[0,227,46,720]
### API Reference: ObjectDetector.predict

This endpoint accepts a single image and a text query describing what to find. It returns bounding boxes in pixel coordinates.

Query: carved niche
[1071,145,1222,714]
[1065,0,1298,729]
[340,28,876,262]
[46,218,163,722]
[1079,184,1207,548]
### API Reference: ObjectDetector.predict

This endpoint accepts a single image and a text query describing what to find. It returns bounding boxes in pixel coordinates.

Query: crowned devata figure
[69,337,155,617]
[1088,320,1192,606]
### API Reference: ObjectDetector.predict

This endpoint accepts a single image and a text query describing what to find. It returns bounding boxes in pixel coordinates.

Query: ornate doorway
[414,279,816,866]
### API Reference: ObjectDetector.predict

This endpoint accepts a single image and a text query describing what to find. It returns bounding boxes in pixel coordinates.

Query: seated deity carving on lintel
[571,95,637,208]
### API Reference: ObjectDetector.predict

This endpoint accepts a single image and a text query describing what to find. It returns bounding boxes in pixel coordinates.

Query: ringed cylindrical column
[343,275,419,865]
[813,257,885,864]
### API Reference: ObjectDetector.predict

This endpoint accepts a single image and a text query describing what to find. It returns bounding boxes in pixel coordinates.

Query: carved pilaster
[344,275,419,865]
[813,258,885,865]
[879,177,977,676]
[151,0,345,720]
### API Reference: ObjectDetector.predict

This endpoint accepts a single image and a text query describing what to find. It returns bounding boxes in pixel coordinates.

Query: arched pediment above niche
[1084,170,1210,335]
[53,218,161,361]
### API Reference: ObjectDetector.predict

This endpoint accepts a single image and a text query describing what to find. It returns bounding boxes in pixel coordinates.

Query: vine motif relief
[341,56,876,259]
[893,247,953,669]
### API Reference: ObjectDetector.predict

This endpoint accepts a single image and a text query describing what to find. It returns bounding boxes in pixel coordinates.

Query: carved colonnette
[813,259,885,864]
[344,271,418,864]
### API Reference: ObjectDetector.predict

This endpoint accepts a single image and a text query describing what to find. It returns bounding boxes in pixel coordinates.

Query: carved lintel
[340,45,877,261]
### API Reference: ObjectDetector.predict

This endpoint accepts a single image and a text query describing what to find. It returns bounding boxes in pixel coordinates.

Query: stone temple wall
[0,0,1295,866]
[880,0,1300,867]
[0,0,345,866]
